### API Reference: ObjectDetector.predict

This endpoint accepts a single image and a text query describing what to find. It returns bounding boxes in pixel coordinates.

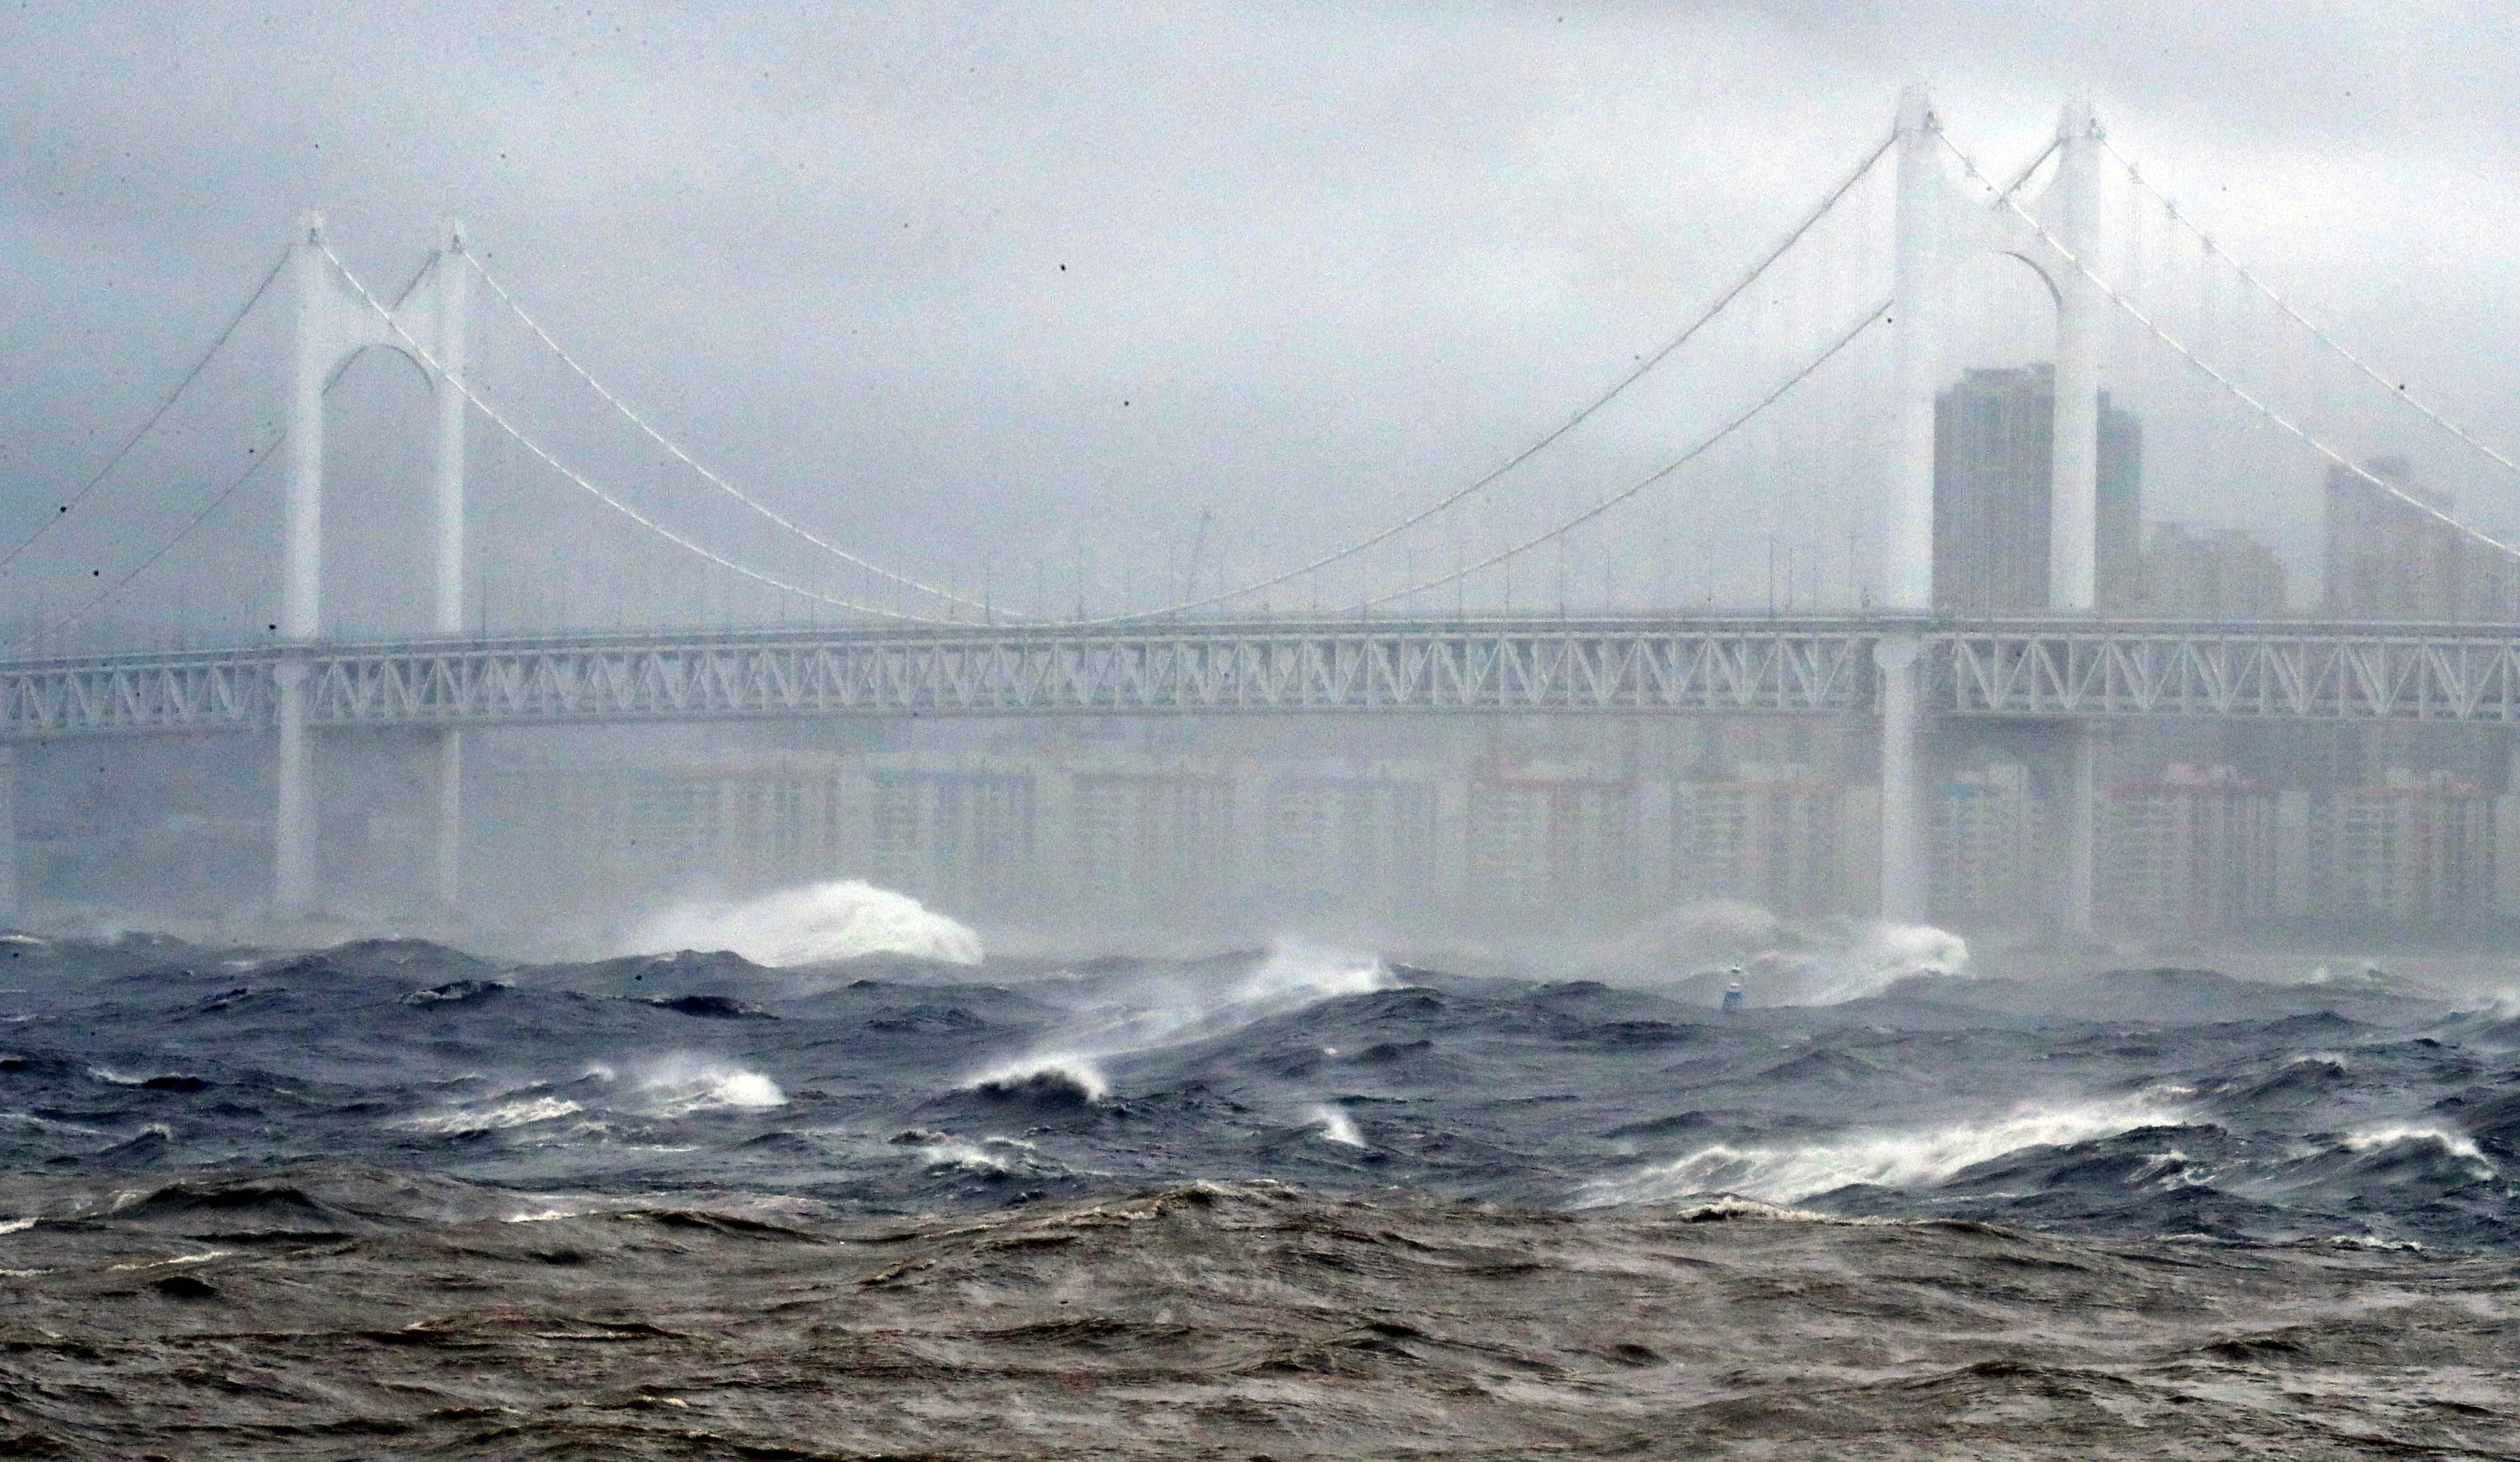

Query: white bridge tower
[1879,88,2111,934]
[276,214,469,921]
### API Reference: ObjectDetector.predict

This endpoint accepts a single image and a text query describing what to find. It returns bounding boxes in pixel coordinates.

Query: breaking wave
[632,880,984,967]
[1586,1098,2187,1207]
[968,1056,1109,1106]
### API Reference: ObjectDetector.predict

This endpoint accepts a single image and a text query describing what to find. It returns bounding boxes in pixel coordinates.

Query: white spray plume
[632,879,982,967]
[1793,921,1971,1004]
[1310,1104,1364,1147]
[968,941,1391,1106]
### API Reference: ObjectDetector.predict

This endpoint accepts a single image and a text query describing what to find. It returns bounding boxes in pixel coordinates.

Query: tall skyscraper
[1932,364,2142,613]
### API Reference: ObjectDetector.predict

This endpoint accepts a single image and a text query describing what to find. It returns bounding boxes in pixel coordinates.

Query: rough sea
[3,884,2518,1457]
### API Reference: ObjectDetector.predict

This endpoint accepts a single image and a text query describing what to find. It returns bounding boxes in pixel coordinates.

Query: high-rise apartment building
[1929,763,2035,918]
[1933,364,2143,613]
[1464,759,1635,914]
[2319,768,2498,924]
[2138,523,2289,618]
[1669,763,1851,915]
[2323,456,2520,621]
[2098,763,2279,930]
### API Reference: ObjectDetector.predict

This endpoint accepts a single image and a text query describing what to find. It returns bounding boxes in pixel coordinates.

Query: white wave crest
[966,1055,1109,1105]
[2342,1126,2497,1178]
[632,1055,786,1115]
[1309,1104,1364,1147]
[397,1095,584,1135]
[632,879,983,967]
[0,1216,34,1236]
[1586,1098,2186,1207]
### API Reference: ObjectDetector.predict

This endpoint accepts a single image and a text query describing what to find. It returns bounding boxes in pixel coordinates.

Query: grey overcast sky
[2,2,2515,633]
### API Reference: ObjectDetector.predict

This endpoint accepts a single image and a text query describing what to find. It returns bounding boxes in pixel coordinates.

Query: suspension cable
[11,252,463,652]
[1351,296,1891,612]
[1941,132,2520,562]
[4,432,286,654]
[461,252,1006,618]
[0,245,289,576]
[2101,137,2520,485]
[1092,126,1900,626]
[321,243,965,624]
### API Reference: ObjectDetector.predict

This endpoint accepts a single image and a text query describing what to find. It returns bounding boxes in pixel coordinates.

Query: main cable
[2102,137,2520,485]
[1942,132,2520,562]
[1352,296,1891,612]
[1092,126,1900,626]
[0,245,289,576]
[462,252,1007,618]
[321,243,965,623]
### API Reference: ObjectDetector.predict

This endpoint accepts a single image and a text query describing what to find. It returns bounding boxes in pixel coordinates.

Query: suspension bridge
[5,87,2516,929]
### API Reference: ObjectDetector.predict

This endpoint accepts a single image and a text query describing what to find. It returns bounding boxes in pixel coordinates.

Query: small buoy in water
[1721,978,1745,1013]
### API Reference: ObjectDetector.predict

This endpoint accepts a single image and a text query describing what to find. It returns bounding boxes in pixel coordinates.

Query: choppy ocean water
[3,892,2518,1455]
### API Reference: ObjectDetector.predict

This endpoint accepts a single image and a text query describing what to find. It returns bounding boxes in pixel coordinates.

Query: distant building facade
[2138,523,2289,618]
[2323,456,2520,621]
[2098,763,2279,930]
[1933,364,2143,613]
[1928,762,2036,919]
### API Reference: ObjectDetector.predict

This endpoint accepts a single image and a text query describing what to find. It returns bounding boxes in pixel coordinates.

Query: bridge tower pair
[1879,86,2109,933]
[274,213,469,920]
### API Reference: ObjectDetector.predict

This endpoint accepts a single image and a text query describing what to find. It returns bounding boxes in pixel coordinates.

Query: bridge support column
[2062,721,2096,937]
[1878,83,1941,927]
[0,745,18,926]
[430,218,469,915]
[2050,99,2105,612]
[275,655,314,921]
[1887,85,1942,614]
[433,729,463,914]
[275,212,472,918]
[1877,632,1926,925]
[276,213,328,924]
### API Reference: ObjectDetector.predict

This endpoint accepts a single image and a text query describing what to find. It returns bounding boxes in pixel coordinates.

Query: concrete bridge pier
[0,745,18,926]
[274,655,314,921]
[1877,632,1926,925]
[2062,721,2097,937]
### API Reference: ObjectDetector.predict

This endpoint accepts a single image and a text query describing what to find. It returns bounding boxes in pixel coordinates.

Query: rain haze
[4,5,2520,1457]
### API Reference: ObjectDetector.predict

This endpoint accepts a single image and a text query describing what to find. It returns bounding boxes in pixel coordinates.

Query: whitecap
[631,879,982,967]
[631,1055,786,1115]
[1586,1098,2189,1207]
[2341,1126,2497,1178]
[396,1096,584,1135]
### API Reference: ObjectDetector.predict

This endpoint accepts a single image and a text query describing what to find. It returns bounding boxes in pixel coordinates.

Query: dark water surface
[2,932,2516,1456]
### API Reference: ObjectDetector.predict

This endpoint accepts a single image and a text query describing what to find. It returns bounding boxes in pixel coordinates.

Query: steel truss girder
[6,620,2520,738]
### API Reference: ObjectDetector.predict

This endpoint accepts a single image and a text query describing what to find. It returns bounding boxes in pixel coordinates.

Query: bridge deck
[6,617,2520,736]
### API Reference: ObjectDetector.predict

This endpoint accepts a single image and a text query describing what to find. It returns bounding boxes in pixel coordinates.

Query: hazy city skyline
[4,4,2516,642]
